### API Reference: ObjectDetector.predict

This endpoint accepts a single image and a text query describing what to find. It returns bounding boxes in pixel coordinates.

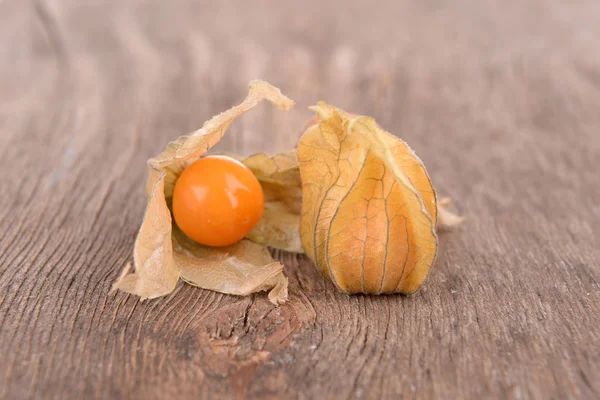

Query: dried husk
[112,81,294,305]
[242,151,303,253]
[297,102,439,295]
[437,197,467,230]
[174,226,288,305]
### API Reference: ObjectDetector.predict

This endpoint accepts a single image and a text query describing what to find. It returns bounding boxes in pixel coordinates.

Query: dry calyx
[112,81,464,305]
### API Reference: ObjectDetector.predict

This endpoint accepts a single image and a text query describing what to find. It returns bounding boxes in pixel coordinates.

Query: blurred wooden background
[1,0,599,398]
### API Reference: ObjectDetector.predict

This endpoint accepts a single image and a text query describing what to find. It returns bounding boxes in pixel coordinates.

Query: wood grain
[1,0,599,399]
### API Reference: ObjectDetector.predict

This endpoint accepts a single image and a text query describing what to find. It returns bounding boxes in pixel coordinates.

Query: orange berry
[172,156,264,247]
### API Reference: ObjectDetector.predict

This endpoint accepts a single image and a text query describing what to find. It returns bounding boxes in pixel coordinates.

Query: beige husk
[112,81,295,305]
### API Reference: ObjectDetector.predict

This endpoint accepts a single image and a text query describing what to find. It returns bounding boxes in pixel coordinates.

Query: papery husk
[297,102,439,295]
[437,197,467,230]
[174,227,288,305]
[112,81,294,305]
[241,151,303,253]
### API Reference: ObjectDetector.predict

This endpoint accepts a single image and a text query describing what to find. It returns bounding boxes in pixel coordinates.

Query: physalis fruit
[172,155,265,247]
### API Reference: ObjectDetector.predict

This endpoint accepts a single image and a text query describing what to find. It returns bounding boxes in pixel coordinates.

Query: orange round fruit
[172,155,264,247]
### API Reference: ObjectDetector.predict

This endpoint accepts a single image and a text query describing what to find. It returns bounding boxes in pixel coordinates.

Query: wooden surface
[1,0,599,399]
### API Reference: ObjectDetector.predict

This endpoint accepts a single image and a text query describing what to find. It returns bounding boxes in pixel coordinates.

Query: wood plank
[0,0,599,398]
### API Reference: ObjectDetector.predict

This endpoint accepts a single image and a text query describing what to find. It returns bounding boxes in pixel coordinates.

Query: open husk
[112,81,294,305]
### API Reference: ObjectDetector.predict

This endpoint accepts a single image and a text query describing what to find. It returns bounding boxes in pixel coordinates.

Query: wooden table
[1,0,599,398]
